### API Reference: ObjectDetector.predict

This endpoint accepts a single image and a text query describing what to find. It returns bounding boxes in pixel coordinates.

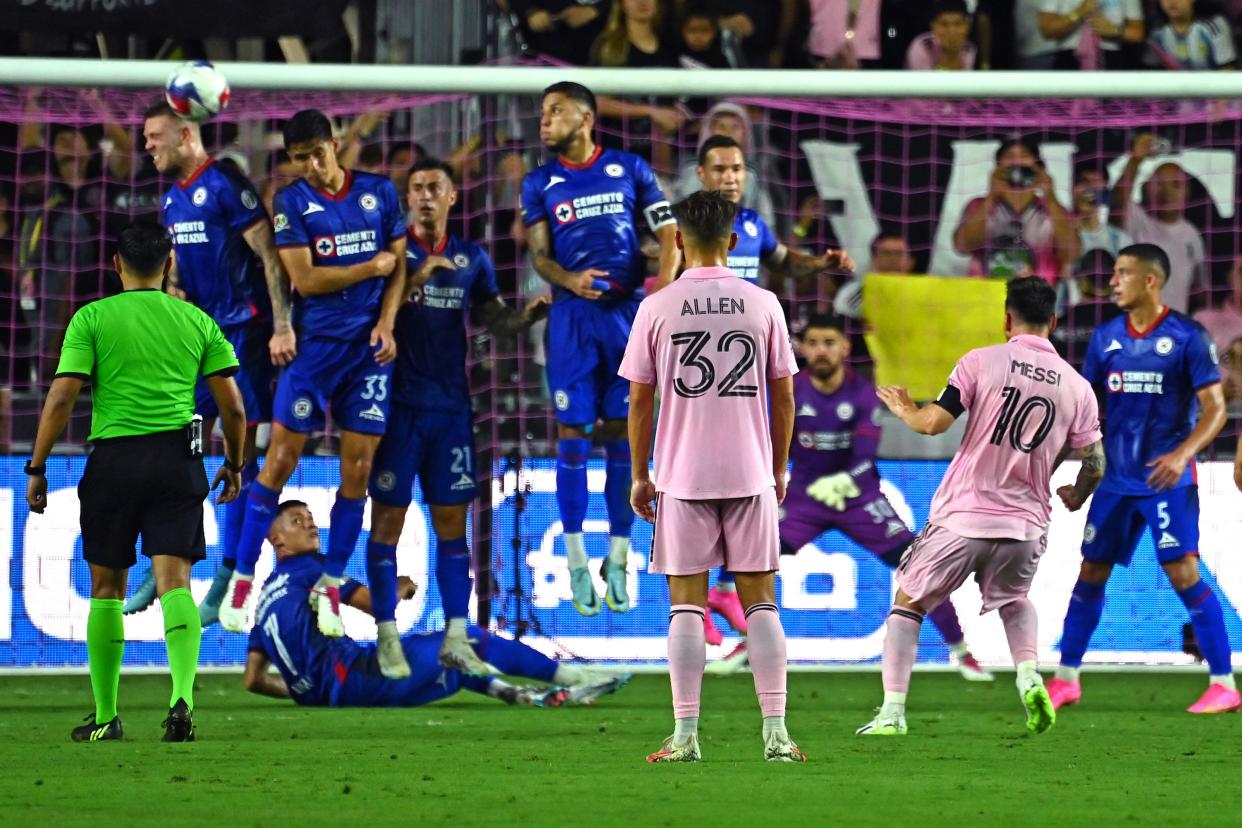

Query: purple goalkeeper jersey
[789,370,884,494]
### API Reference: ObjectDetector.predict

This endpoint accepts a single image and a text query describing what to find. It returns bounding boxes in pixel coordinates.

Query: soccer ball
[165,61,230,122]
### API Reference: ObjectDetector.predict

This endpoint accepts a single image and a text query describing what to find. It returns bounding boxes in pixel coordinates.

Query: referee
[26,220,247,743]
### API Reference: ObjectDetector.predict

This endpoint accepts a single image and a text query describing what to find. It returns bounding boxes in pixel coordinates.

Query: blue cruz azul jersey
[728,208,778,284]
[162,159,270,328]
[397,232,500,411]
[272,170,406,342]
[1083,308,1221,496]
[520,146,673,302]
[247,554,365,706]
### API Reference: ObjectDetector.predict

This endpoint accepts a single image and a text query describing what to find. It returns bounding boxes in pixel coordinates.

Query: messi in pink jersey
[623,190,804,764]
[858,276,1104,739]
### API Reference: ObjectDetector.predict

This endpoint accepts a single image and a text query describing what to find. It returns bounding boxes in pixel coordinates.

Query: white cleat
[376,624,411,680]
[218,573,254,632]
[856,711,908,736]
[764,731,809,762]
[646,733,701,763]
[957,653,996,682]
[563,672,632,705]
[438,628,498,677]
[309,579,345,637]
[569,566,602,617]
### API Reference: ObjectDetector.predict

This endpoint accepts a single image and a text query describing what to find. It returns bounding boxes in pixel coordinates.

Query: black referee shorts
[78,429,209,570]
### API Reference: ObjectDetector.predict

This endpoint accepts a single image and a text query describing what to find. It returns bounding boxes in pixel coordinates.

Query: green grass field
[1,671,1239,826]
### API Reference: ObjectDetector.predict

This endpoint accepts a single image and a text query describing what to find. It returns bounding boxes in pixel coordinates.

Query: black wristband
[223,459,244,473]
[24,460,45,475]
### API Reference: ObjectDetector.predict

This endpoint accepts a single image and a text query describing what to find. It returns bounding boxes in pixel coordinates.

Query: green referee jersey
[55,290,240,440]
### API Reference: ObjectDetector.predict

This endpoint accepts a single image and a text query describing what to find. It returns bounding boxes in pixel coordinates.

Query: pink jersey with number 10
[929,334,1101,541]
[618,266,798,500]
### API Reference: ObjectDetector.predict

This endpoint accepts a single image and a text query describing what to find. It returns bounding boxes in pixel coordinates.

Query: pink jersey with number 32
[929,334,1101,540]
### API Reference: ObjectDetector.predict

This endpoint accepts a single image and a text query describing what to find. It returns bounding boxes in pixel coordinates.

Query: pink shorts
[897,524,1047,614]
[650,489,781,576]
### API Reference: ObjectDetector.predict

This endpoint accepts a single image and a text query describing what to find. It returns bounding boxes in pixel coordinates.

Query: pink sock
[668,605,706,719]
[882,609,923,694]
[744,602,786,718]
[999,598,1039,665]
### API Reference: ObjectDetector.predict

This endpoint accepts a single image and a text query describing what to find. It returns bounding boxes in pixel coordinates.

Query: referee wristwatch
[24,460,46,476]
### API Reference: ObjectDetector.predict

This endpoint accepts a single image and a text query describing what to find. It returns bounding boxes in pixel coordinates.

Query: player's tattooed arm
[1057,440,1105,512]
[527,220,604,299]
[476,295,552,335]
[243,220,297,365]
[243,650,290,699]
[764,243,856,296]
[650,222,682,291]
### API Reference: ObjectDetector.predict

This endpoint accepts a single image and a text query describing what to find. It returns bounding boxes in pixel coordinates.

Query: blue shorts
[333,630,485,707]
[1081,486,1200,566]
[272,336,392,435]
[546,298,638,426]
[195,319,274,424]
[370,402,477,508]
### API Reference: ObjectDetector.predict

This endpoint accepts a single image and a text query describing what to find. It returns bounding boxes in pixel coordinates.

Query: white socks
[880,690,907,717]
[1055,665,1081,683]
[377,620,398,640]
[565,533,588,569]
[949,640,970,658]
[674,716,699,740]
[607,535,629,567]
[1210,674,1238,691]
[762,715,787,740]
[554,663,585,685]
[445,617,467,637]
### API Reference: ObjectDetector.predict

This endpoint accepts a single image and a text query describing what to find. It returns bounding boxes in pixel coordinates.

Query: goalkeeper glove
[806,472,860,511]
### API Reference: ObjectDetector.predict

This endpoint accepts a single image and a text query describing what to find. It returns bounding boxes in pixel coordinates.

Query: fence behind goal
[1,64,1241,668]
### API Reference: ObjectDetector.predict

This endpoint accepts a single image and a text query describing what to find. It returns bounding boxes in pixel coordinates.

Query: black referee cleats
[71,713,124,742]
[161,699,195,743]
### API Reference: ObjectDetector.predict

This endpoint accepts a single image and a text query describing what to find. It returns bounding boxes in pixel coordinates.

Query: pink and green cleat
[707,587,748,635]
[1045,677,1082,710]
[1187,683,1241,714]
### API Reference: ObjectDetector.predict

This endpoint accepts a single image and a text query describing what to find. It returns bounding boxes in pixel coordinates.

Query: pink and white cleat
[309,581,345,637]
[703,611,724,646]
[1045,677,1082,710]
[1187,683,1242,714]
[956,653,995,682]
[708,587,748,635]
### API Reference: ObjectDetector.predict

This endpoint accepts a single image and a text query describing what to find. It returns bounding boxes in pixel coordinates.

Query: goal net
[2,64,1240,668]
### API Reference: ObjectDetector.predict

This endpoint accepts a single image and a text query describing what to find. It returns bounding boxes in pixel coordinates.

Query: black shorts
[78,429,209,569]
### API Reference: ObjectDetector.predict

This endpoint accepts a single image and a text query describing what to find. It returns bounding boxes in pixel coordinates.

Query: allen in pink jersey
[857,277,1105,739]
[620,191,804,764]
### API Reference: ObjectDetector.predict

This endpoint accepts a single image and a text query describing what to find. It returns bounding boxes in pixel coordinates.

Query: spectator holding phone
[953,138,1080,284]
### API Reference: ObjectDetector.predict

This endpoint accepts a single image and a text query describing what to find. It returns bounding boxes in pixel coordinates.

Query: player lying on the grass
[244,500,628,708]
[858,276,1103,737]
[1046,243,1238,715]
[622,190,805,763]
[778,313,992,681]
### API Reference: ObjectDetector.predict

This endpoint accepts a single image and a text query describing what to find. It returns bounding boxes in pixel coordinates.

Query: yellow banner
[862,274,1007,400]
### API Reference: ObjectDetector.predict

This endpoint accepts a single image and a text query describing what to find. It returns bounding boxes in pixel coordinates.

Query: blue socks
[232,480,281,577]
[365,540,399,623]
[324,493,367,580]
[716,570,735,586]
[604,440,633,539]
[221,459,258,570]
[1058,579,1106,669]
[556,438,591,534]
[466,625,559,683]
[1177,578,1233,676]
[436,536,472,621]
